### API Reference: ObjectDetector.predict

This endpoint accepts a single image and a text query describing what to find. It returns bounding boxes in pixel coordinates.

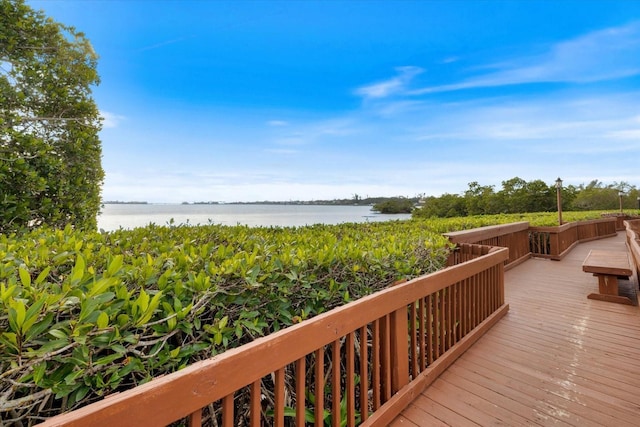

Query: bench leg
[596,274,619,295]
[587,293,634,305]
[588,274,634,304]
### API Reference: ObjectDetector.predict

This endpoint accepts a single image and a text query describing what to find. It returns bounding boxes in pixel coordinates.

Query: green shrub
[0,221,451,423]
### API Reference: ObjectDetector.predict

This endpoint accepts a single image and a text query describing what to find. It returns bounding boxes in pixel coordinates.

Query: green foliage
[572,180,640,211]
[0,0,104,233]
[414,177,639,219]
[0,221,451,423]
[371,198,415,214]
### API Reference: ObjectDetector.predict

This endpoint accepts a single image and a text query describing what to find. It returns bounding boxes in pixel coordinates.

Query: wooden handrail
[624,220,640,279]
[445,222,530,269]
[39,246,509,427]
[530,218,617,260]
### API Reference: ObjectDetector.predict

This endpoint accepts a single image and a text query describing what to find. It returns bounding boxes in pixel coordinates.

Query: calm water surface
[97,204,412,231]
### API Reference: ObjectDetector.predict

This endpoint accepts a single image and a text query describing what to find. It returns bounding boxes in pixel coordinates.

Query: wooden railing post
[549,232,560,258]
[390,307,409,394]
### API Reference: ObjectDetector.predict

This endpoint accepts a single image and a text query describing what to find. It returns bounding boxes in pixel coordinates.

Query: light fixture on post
[637,196,640,210]
[555,177,563,225]
[619,190,624,213]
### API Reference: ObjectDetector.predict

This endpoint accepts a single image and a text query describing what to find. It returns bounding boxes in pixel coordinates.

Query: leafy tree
[372,198,414,214]
[413,177,637,219]
[464,181,496,215]
[0,0,104,233]
[572,180,619,210]
[414,193,467,218]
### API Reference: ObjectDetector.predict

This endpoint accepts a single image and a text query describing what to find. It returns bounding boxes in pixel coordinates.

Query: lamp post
[619,191,624,213]
[555,177,563,225]
[637,196,640,210]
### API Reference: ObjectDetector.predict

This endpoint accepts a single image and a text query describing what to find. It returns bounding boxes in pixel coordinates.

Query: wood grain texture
[393,233,640,426]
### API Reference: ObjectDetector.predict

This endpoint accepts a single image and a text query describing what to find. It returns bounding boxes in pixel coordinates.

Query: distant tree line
[371,198,415,214]
[413,177,639,218]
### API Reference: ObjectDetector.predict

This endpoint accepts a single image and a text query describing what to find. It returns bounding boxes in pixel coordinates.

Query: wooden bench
[582,249,634,305]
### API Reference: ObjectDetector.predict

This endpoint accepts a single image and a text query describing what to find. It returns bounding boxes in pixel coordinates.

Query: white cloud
[411,21,640,94]
[441,56,460,64]
[267,120,289,127]
[354,66,424,99]
[265,148,298,155]
[100,111,126,128]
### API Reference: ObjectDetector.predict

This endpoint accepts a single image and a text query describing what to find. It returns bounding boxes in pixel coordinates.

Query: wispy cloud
[100,111,125,128]
[137,36,195,52]
[267,120,289,127]
[265,148,298,155]
[411,21,640,94]
[354,66,424,99]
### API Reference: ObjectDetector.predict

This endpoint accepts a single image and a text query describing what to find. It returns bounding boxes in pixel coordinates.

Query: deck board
[395,233,640,426]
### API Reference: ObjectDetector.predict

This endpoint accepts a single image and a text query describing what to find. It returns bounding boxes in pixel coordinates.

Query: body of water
[97,204,412,231]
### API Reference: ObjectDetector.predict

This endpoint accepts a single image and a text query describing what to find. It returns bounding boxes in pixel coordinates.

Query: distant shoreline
[103,196,420,207]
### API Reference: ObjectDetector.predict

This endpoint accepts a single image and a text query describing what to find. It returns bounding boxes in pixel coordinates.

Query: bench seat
[582,249,634,305]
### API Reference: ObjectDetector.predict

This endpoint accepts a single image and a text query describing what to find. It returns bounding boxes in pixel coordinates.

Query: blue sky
[29,0,640,203]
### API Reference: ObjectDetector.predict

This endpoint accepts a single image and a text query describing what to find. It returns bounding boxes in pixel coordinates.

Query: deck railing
[443,218,619,265]
[625,219,640,278]
[40,245,509,427]
[529,218,617,260]
[444,222,530,269]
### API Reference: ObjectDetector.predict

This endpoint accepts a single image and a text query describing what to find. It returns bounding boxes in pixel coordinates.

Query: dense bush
[0,221,451,424]
[372,198,415,214]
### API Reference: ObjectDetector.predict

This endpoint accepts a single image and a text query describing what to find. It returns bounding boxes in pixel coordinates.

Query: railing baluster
[275,368,285,427]
[314,347,324,427]
[346,332,356,427]
[438,290,445,358]
[295,357,306,427]
[447,285,453,351]
[372,319,381,410]
[250,380,261,427]
[409,302,418,378]
[427,294,434,365]
[453,282,460,344]
[187,408,202,427]
[359,326,369,422]
[418,297,426,371]
[381,314,392,402]
[222,394,234,427]
[331,340,341,427]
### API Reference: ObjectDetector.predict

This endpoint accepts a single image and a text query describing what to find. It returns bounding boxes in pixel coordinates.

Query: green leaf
[87,277,117,298]
[70,254,86,285]
[35,266,51,285]
[25,311,53,342]
[96,311,109,329]
[1,284,18,303]
[8,299,26,334]
[219,315,229,329]
[22,296,46,334]
[95,353,123,366]
[49,329,68,339]
[135,290,163,326]
[107,255,123,277]
[19,267,31,287]
[33,362,47,385]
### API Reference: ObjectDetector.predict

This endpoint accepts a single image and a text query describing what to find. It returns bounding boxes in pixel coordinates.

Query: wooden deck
[393,233,640,426]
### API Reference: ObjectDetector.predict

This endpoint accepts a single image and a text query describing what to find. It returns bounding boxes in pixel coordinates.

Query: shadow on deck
[393,233,640,426]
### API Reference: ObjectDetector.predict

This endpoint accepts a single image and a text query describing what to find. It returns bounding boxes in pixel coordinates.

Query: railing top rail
[444,221,529,244]
[529,217,616,232]
[624,219,640,232]
[41,247,509,427]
